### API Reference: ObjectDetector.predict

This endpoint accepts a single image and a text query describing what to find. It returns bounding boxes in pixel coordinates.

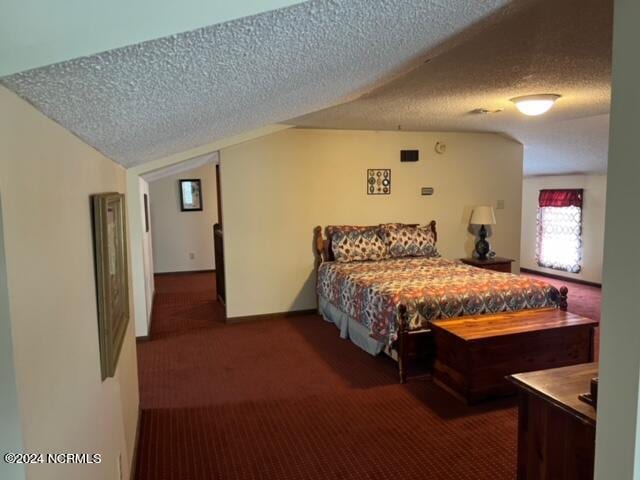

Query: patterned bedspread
[317,257,560,345]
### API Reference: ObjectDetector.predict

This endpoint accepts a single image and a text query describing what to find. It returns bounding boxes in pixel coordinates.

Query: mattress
[317,257,561,346]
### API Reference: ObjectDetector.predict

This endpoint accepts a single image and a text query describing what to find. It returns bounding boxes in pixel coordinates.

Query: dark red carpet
[135,271,601,480]
[521,271,601,322]
[522,271,601,358]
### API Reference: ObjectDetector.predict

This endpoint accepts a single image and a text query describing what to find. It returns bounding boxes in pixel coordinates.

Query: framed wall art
[91,192,130,380]
[180,179,203,211]
[367,169,391,195]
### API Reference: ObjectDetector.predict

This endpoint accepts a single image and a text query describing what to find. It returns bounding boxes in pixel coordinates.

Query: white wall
[595,0,640,477]
[139,178,154,332]
[521,174,606,284]
[0,86,139,480]
[1,0,305,76]
[127,172,149,338]
[220,128,524,318]
[149,162,218,273]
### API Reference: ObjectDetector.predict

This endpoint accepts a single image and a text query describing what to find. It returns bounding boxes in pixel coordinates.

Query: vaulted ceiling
[292,0,613,176]
[0,0,613,175]
[0,0,510,167]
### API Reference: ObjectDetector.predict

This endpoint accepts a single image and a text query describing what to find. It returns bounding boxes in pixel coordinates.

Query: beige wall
[0,196,26,480]
[139,177,154,334]
[595,0,640,476]
[521,174,606,284]
[0,86,139,480]
[149,162,218,273]
[220,129,523,318]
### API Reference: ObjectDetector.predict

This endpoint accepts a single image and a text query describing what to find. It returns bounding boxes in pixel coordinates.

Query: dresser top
[509,363,598,426]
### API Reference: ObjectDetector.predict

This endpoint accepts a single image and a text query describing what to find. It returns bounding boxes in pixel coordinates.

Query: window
[536,189,583,273]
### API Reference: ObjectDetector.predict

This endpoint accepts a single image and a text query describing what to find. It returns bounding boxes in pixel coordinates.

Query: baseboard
[226,308,317,324]
[520,267,602,288]
[129,406,142,480]
[154,269,215,276]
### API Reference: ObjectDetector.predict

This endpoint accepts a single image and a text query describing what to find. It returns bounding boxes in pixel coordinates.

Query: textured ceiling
[0,0,511,167]
[518,114,610,176]
[292,0,613,176]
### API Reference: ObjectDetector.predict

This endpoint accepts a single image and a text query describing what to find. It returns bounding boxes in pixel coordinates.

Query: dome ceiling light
[511,94,561,116]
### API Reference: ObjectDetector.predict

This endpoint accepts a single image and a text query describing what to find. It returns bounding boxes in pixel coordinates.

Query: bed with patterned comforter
[317,257,561,346]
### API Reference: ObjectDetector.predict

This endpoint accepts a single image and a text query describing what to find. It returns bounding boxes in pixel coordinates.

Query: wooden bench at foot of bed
[428,308,598,404]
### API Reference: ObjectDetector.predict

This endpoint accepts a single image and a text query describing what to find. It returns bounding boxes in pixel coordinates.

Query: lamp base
[474,225,491,260]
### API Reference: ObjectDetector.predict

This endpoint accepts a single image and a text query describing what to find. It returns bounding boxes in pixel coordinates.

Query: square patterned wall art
[367,169,391,195]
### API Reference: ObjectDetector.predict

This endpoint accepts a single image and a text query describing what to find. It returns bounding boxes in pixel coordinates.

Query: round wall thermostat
[435,142,446,154]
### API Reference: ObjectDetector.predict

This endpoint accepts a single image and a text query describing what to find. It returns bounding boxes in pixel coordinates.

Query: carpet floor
[135,271,601,480]
[521,271,601,322]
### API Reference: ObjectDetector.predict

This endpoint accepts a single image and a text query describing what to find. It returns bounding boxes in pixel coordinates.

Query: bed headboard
[313,221,437,267]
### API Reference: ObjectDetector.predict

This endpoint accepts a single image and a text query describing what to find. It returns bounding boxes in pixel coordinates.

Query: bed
[313,221,568,383]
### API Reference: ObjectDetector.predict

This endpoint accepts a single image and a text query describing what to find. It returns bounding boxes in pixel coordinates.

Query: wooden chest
[429,309,597,404]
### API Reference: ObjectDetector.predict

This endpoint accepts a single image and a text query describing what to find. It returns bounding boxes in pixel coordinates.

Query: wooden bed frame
[313,221,569,383]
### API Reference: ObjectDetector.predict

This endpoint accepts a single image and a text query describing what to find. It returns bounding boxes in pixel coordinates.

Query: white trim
[141,152,218,183]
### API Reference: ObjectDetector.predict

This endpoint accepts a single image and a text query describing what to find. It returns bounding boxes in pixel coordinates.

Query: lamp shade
[470,206,496,225]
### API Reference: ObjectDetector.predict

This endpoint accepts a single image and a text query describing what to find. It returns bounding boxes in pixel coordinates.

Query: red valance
[538,189,583,208]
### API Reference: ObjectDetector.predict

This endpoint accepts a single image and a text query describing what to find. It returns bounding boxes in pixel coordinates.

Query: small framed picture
[180,179,203,211]
[367,169,391,195]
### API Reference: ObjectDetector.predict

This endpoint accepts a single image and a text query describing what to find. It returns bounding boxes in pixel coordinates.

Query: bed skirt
[318,295,386,356]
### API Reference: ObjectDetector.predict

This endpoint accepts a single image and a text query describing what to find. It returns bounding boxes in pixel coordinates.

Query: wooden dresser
[508,363,597,480]
[460,256,514,273]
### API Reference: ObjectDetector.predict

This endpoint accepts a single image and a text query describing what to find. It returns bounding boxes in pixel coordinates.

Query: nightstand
[460,257,514,273]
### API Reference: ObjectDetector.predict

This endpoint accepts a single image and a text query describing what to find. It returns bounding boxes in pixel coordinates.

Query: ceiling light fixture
[511,94,561,116]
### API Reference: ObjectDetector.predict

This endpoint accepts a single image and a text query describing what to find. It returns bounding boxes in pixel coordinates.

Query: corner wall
[0,86,139,480]
[220,128,524,318]
[139,178,154,331]
[149,162,218,273]
[594,0,640,476]
[0,197,26,480]
[521,174,606,284]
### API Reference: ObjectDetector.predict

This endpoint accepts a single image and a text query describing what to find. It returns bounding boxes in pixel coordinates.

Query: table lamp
[470,206,496,260]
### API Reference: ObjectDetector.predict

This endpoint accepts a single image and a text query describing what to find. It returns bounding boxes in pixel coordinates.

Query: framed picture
[180,179,203,211]
[91,193,129,380]
[367,169,391,195]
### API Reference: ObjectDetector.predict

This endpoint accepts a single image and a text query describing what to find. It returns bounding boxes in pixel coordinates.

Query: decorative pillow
[326,225,372,238]
[327,225,376,260]
[380,225,440,258]
[331,228,389,262]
